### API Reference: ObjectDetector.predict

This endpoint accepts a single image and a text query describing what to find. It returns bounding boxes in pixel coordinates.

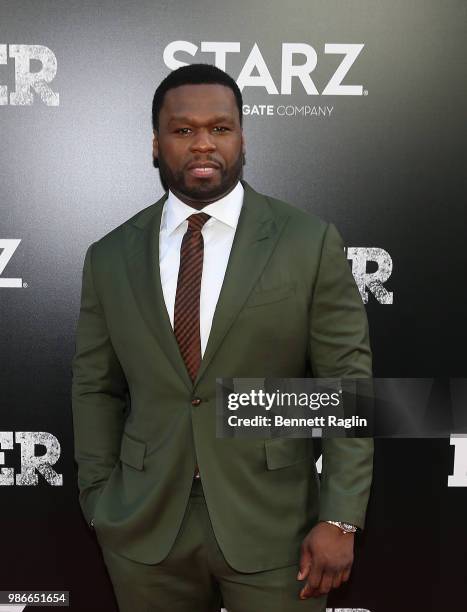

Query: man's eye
[176,128,192,135]
[213,126,229,133]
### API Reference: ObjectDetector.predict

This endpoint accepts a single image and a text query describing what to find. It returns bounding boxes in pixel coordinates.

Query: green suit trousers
[100,478,327,612]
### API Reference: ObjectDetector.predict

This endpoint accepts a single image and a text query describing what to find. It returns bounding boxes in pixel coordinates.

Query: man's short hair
[152,63,243,131]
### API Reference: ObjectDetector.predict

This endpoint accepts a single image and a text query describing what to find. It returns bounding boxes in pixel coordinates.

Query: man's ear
[152,130,159,168]
[152,130,159,157]
[241,132,246,164]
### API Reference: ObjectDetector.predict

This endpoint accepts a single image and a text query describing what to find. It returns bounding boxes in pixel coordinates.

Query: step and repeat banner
[1,1,466,611]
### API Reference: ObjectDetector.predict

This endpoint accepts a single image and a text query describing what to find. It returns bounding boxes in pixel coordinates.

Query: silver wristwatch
[325,520,357,534]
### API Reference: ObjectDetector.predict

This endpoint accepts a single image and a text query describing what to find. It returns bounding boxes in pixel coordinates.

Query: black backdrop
[1,1,466,611]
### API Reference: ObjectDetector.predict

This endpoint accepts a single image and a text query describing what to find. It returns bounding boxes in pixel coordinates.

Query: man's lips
[186,161,221,179]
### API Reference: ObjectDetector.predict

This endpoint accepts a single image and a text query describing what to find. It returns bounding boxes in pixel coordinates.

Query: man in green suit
[72,63,373,612]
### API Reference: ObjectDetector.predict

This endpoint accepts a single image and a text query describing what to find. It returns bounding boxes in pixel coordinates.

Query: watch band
[325,520,357,534]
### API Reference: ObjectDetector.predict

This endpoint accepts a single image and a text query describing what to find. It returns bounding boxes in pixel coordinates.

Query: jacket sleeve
[71,243,128,525]
[309,223,373,529]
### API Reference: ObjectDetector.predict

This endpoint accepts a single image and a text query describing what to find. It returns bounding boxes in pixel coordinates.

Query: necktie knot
[187,212,210,233]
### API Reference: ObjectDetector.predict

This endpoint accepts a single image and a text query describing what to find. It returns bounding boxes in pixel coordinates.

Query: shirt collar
[165,181,244,236]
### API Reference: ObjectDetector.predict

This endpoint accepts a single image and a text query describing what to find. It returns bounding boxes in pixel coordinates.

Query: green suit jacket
[72,180,373,572]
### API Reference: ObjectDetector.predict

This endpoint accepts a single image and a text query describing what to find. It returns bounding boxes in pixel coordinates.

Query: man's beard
[156,151,244,203]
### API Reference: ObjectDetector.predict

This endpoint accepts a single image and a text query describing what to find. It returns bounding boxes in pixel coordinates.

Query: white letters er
[0,44,59,105]
[0,432,63,486]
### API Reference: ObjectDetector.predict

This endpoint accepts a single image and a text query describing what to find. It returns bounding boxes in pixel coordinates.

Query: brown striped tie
[174,212,211,382]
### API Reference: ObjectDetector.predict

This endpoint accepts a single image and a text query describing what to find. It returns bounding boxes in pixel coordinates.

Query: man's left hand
[297,522,354,599]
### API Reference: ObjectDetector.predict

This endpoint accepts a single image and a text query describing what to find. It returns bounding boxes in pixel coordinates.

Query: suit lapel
[123,182,290,391]
[123,193,193,391]
[194,181,290,386]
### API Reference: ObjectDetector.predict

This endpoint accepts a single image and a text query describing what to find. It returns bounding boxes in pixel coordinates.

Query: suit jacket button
[191,397,202,407]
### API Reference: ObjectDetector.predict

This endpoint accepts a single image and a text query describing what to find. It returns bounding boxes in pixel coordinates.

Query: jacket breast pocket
[245,283,296,308]
[264,438,312,470]
[120,432,146,471]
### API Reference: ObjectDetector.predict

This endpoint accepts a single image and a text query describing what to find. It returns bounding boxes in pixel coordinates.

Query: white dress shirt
[159,181,244,357]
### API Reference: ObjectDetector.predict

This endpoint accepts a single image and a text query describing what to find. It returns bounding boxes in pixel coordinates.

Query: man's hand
[297,522,354,599]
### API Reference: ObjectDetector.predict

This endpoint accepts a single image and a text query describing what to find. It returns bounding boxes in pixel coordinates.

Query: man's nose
[190,129,216,152]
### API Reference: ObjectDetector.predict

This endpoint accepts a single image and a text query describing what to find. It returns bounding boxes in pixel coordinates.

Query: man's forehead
[161,83,238,117]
